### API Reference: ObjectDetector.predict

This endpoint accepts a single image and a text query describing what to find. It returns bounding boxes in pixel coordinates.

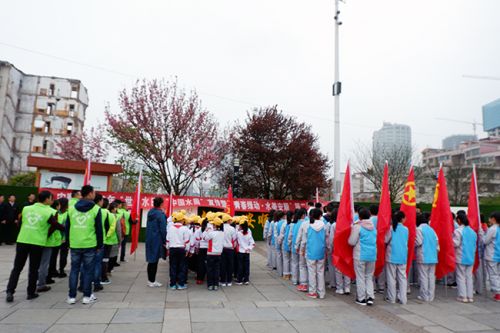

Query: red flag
[83,160,92,185]
[430,166,456,279]
[225,185,235,215]
[375,162,391,276]
[400,166,417,276]
[129,169,142,255]
[315,187,319,203]
[467,165,480,273]
[166,192,174,217]
[333,163,355,279]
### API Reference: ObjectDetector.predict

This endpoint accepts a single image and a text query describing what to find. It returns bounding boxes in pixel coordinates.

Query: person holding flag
[453,213,477,303]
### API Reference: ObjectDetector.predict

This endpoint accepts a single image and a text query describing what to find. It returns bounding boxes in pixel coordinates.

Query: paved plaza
[0,243,498,333]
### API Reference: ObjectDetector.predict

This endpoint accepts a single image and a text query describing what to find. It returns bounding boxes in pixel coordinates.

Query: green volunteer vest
[120,209,132,235]
[103,210,118,245]
[46,209,66,247]
[69,198,79,208]
[68,204,100,249]
[17,203,56,246]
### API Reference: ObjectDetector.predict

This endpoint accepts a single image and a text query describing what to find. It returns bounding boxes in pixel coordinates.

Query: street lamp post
[233,158,240,198]
[333,0,342,201]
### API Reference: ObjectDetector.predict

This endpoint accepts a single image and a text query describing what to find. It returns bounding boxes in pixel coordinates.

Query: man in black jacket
[4,195,19,244]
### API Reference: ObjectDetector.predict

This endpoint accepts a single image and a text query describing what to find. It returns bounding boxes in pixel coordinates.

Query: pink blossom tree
[106,79,227,195]
[55,124,108,163]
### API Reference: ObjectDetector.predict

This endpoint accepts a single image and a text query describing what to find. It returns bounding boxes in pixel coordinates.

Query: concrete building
[483,98,500,137]
[373,122,412,153]
[442,134,477,150]
[352,172,377,202]
[0,61,88,181]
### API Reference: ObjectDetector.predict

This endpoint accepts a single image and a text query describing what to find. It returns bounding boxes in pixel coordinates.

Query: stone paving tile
[112,308,164,323]
[165,301,189,309]
[128,301,166,308]
[464,314,500,330]
[222,301,257,309]
[105,323,162,333]
[0,323,51,333]
[164,308,190,321]
[339,318,400,333]
[276,307,327,321]
[242,321,298,333]
[424,326,455,333]
[423,314,494,332]
[1,308,68,324]
[290,319,350,333]
[285,300,320,307]
[161,320,191,333]
[191,321,245,333]
[189,300,224,308]
[396,314,436,327]
[96,292,127,302]
[124,292,166,303]
[234,307,285,321]
[56,308,117,324]
[254,301,289,308]
[190,308,239,322]
[46,323,108,333]
[91,301,130,309]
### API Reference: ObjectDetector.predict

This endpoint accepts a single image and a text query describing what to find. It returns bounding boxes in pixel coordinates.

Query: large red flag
[83,160,92,185]
[400,166,417,276]
[129,169,142,255]
[166,192,173,217]
[225,185,235,215]
[467,165,480,273]
[333,163,355,279]
[430,166,456,279]
[375,162,391,276]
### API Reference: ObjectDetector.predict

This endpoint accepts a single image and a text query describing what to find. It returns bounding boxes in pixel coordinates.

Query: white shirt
[203,229,225,255]
[237,230,255,253]
[166,223,191,250]
[223,223,237,249]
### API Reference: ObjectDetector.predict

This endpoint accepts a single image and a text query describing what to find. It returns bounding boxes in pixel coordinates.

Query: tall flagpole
[333,0,342,201]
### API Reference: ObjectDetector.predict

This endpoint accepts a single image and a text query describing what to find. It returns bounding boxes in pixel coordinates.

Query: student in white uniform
[236,217,255,285]
[484,212,500,302]
[220,213,237,287]
[384,211,409,304]
[166,212,191,290]
[202,216,225,291]
[453,213,477,303]
[195,217,209,285]
[264,210,275,268]
[349,208,377,306]
[296,210,310,292]
[301,208,327,299]
[415,212,439,302]
[280,211,293,280]
[290,209,306,286]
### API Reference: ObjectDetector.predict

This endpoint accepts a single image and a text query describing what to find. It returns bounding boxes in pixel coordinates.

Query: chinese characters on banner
[41,188,313,213]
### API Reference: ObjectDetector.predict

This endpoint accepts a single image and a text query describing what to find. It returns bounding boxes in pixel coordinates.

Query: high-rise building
[483,99,500,137]
[372,122,412,153]
[442,134,477,150]
[0,61,88,181]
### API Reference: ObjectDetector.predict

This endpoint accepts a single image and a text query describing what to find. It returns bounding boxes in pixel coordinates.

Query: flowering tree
[217,106,330,199]
[55,124,108,163]
[106,79,226,195]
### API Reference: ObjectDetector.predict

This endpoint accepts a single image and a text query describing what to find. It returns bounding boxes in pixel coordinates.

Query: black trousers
[6,243,43,296]
[169,248,186,287]
[147,262,158,283]
[197,248,208,281]
[237,253,250,283]
[207,255,221,287]
[220,248,234,283]
[48,242,68,277]
[5,222,17,244]
[0,222,6,244]
[120,236,128,261]
[101,245,112,281]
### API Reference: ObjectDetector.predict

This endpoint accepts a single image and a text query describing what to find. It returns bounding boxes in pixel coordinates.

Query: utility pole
[333,0,342,201]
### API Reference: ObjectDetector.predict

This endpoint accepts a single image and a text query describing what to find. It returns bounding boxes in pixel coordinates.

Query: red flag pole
[83,159,92,185]
[467,164,481,273]
[375,162,391,277]
[130,168,142,256]
[400,166,417,277]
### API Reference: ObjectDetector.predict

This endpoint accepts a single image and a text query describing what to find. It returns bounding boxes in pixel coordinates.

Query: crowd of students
[264,201,500,305]
[4,185,135,304]
[144,196,256,291]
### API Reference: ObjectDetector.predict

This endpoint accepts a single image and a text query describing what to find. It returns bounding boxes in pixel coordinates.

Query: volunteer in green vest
[119,201,135,262]
[102,200,118,284]
[37,199,66,293]
[48,198,69,279]
[92,194,106,292]
[5,191,61,303]
[66,185,103,305]
[69,190,82,208]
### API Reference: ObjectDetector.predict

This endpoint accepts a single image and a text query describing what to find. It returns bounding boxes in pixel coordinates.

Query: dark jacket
[65,199,103,249]
[145,208,167,263]
[4,202,19,223]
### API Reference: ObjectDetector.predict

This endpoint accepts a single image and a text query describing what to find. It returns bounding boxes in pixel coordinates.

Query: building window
[44,121,51,133]
[419,187,426,194]
[32,146,42,153]
[39,88,48,96]
[66,122,73,134]
[37,108,45,114]
[34,119,44,132]
[46,103,55,115]
[69,104,75,117]
[49,84,55,96]
[71,84,78,98]
[42,140,48,153]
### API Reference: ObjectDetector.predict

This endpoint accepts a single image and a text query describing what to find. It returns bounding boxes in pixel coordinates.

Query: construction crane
[435,118,483,136]
[462,74,500,81]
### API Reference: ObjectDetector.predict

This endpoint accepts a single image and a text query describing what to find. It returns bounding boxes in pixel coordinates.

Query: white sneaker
[82,294,97,304]
[148,281,163,288]
[227,283,232,287]
[66,297,76,305]
[336,290,344,295]
[220,283,227,287]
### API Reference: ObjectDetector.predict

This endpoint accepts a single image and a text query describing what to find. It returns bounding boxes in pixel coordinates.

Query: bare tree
[353,143,419,202]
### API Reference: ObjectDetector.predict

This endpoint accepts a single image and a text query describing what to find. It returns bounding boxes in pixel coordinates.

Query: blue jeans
[94,248,104,286]
[69,248,96,298]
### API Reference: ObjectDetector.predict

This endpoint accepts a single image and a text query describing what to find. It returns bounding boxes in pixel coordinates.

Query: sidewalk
[0,242,498,333]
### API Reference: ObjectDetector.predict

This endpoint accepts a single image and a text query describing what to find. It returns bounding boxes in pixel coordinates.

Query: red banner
[41,188,310,213]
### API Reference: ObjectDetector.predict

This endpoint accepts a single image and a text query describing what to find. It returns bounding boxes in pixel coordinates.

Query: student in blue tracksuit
[281,211,293,280]
[290,208,306,285]
[274,211,286,277]
[453,213,477,303]
[384,211,409,304]
[485,212,500,302]
[301,208,327,299]
[415,212,439,302]
[349,208,377,306]
[264,210,275,268]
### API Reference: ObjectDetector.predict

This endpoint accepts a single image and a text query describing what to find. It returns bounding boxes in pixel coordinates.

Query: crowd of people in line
[264,201,500,305]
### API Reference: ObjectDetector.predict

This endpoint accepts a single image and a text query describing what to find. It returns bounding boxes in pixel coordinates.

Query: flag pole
[133,166,143,262]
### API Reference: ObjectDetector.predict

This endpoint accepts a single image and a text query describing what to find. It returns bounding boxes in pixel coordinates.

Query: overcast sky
[1,0,499,171]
